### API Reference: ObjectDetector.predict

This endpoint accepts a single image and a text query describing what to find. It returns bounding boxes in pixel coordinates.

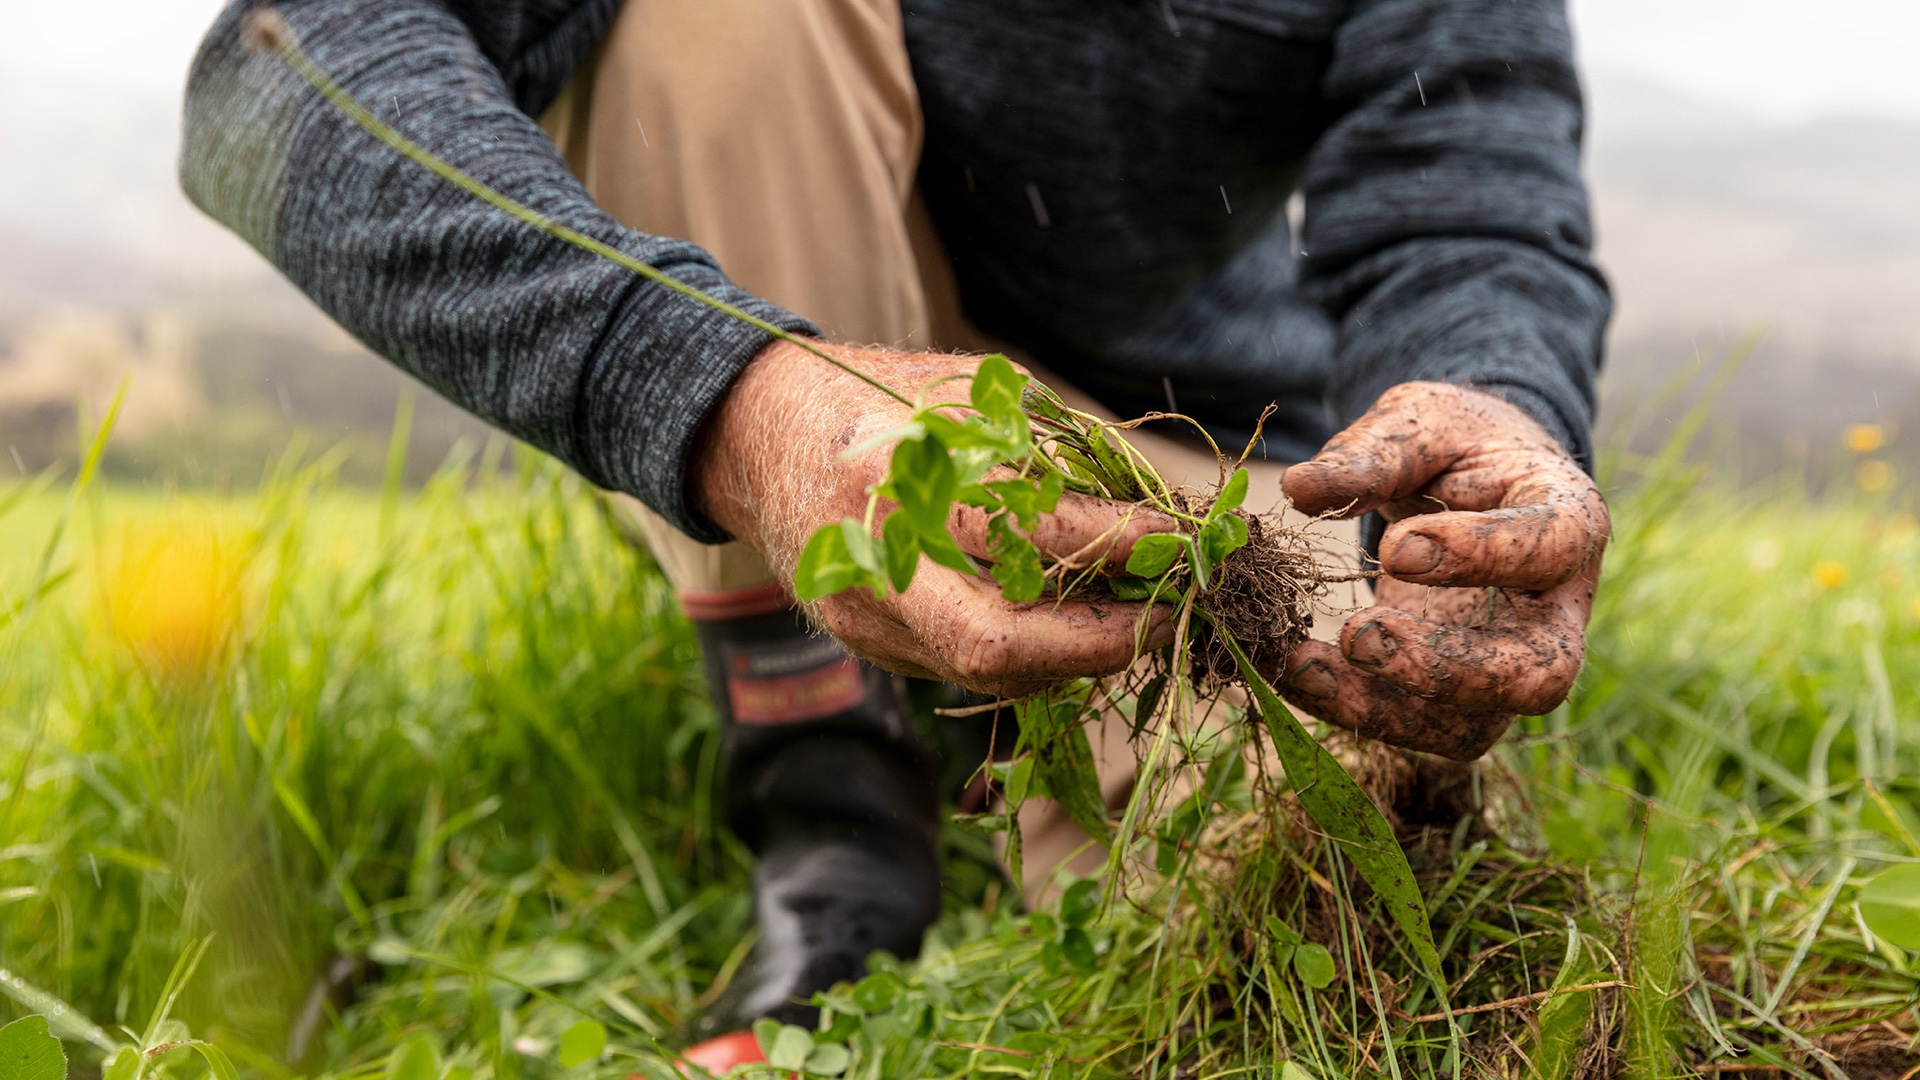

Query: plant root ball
[1191,512,1323,686]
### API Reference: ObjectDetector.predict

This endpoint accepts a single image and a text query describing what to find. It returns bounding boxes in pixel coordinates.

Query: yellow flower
[1857,460,1895,493]
[1845,424,1887,454]
[100,520,250,679]
[1811,560,1850,590]
[1911,596,1920,621]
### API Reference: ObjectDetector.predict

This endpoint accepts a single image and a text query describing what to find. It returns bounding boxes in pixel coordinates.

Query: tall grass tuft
[3,431,744,1073]
[3,377,1918,1077]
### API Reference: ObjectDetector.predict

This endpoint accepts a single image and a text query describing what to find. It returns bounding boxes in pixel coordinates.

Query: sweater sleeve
[1298,0,1610,466]
[179,0,816,540]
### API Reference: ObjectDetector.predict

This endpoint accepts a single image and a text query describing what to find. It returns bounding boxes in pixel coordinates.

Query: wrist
[691,337,813,542]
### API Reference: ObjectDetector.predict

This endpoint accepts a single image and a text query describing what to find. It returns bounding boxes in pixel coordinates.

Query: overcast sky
[6,0,1920,125]
[1568,0,1920,123]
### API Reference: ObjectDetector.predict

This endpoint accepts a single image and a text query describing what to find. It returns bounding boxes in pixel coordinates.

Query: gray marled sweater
[182,0,1609,542]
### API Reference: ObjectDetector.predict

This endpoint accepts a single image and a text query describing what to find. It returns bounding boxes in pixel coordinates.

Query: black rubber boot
[681,588,943,1037]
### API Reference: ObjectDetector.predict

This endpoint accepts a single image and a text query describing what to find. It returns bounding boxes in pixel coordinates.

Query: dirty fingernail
[1287,660,1337,699]
[1347,621,1396,668]
[1389,534,1444,576]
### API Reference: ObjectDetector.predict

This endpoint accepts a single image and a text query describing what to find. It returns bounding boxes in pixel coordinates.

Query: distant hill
[1591,73,1920,361]
[0,80,276,310]
[1585,69,1772,151]
[1583,69,1920,474]
[0,79,488,480]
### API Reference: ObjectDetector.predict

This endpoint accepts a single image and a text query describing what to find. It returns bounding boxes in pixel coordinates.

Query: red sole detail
[674,1031,767,1075]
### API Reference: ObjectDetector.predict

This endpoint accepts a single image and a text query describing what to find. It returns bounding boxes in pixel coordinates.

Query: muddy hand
[694,339,1176,698]
[1278,382,1608,761]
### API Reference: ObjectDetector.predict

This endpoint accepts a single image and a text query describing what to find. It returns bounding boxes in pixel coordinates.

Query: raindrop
[1025,182,1050,228]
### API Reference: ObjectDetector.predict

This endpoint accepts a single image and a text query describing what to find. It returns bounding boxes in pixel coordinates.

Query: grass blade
[1020,693,1113,845]
[0,967,120,1052]
[378,386,415,543]
[141,936,213,1049]
[178,1040,240,1080]
[1210,620,1443,986]
[255,22,910,407]
[1758,857,1856,1021]
[0,468,58,526]
[1862,780,1920,858]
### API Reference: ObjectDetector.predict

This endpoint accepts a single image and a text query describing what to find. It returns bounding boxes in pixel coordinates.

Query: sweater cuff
[583,265,817,543]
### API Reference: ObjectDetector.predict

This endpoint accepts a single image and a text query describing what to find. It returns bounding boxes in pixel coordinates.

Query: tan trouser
[541,0,1361,893]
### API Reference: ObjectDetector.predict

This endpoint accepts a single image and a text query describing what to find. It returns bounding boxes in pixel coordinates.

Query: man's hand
[694,339,1175,697]
[1278,382,1608,761]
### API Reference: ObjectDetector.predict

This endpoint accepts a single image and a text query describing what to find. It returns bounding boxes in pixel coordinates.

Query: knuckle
[1380,381,1443,410]
[949,503,992,547]
[814,601,868,648]
[1510,648,1580,714]
[1409,700,1499,756]
[1586,490,1614,542]
[813,598,850,633]
[1513,685,1571,717]
[1449,713,1511,760]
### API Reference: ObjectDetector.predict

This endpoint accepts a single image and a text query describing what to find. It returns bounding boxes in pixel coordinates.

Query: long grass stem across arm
[242,12,911,409]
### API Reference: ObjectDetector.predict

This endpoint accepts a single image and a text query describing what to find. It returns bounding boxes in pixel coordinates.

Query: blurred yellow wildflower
[1845,424,1887,454]
[1911,596,1920,621]
[1811,560,1850,590]
[1856,460,1895,493]
[100,520,250,679]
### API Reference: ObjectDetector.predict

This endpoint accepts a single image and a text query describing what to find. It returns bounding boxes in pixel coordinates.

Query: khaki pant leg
[541,0,932,596]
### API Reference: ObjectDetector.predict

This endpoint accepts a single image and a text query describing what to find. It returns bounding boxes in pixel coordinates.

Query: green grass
[3,426,1918,1078]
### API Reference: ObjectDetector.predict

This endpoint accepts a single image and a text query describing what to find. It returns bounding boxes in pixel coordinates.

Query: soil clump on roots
[1190,510,1328,686]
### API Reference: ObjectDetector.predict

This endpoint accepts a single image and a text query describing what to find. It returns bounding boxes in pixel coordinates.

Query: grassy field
[3,417,1918,1078]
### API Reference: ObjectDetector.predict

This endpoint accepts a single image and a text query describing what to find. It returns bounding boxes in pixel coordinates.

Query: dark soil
[1191,511,1326,686]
